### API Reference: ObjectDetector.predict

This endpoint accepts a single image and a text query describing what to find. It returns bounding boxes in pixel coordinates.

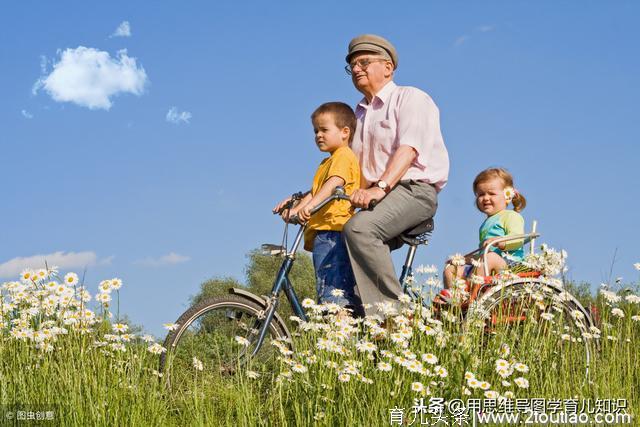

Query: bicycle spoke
[161,295,290,393]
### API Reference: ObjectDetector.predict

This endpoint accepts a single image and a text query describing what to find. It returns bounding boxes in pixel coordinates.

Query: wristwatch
[375,180,391,194]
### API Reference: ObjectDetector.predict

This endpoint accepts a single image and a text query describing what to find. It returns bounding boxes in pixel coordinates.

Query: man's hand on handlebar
[350,187,386,209]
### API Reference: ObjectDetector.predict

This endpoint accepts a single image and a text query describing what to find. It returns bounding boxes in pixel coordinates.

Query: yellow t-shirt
[304,146,360,251]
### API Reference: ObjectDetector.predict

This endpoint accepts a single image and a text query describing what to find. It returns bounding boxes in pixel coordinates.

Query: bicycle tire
[160,294,290,389]
[466,277,597,381]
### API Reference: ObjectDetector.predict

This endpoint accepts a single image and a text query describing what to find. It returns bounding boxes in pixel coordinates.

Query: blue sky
[2,1,639,336]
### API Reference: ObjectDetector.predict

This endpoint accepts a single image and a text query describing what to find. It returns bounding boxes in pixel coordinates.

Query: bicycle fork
[251,226,307,356]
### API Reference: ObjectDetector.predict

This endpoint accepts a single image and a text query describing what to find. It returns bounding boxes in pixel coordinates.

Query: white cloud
[0,251,112,278]
[454,36,469,47]
[166,107,192,124]
[110,21,131,38]
[454,25,496,47]
[21,110,33,119]
[39,55,48,74]
[33,46,148,110]
[134,252,190,267]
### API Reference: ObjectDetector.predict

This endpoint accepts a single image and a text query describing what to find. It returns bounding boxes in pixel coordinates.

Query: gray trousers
[343,180,437,316]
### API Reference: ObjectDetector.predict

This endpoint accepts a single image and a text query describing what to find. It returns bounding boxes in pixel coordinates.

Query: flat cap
[346,34,398,70]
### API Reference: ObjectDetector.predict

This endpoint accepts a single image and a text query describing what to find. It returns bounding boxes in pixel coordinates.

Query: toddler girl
[443,167,527,294]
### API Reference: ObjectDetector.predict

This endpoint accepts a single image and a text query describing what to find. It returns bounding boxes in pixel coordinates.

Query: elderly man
[343,34,449,316]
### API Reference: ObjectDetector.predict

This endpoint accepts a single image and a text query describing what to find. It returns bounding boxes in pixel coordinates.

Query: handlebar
[462,232,540,276]
[277,186,377,225]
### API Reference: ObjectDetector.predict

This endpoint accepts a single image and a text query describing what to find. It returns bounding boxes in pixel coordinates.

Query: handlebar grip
[368,199,378,210]
[288,214,303,225]
[274,199,297,215]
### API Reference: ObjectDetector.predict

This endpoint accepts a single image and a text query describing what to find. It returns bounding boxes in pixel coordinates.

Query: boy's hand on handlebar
[273,196,294,214]
[297,205,312,223]
[281,206,299,223]
[350,187,386,209]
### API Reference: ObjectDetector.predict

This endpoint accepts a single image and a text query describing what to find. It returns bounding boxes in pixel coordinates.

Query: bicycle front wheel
[160,294,290,391]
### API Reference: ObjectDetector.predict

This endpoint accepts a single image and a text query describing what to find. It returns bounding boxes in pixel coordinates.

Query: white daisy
[449,253,465,266]
[192,357,204,371]
[64,273,79,286]
[484,390,499,399]
[435,366,448,378]
[377,362,392,372]
[495,359,510,371]
[499,343,511,357]
[111,278,123,290]
[338,373,350,382]
[513,363,529,373]
[112,323,129,333]
[291,363,308,374]
[422,353,438,365]
[234,336,250,347]
[246,370,260,379]
[514,377,529,389]
[611,308,625,318]
[163,323,180,331]
[147,343,167,354]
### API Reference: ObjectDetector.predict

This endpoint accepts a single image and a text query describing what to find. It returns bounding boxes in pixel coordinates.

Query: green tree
[244,249,316,320]
[244,249,315,300]
[190,248,316,321]
[563,280,595,308]
[190,276,243,305]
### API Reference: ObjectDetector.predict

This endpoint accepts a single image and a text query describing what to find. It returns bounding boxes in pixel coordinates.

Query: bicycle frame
[250,187,428,356]
[250,190,350,355]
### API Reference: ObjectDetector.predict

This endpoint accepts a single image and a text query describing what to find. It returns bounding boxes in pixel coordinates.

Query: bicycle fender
[229,288,293,341]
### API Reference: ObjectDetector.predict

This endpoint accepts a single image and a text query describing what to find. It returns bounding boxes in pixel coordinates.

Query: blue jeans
[312,231,361,310]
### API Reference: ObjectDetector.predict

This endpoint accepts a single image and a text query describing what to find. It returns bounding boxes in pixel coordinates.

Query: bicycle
[160,187,597,389]
[159,187,433,388]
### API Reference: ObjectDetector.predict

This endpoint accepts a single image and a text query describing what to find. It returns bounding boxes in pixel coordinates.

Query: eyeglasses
[344,58,388,75]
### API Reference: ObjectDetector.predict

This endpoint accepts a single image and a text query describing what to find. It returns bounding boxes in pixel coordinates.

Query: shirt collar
[356,80,396,112]
[330,146,349,157]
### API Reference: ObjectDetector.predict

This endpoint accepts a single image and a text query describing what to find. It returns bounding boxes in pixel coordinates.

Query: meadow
[1,257,638,426]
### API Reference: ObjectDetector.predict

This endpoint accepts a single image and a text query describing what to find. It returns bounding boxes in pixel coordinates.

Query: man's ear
[383,61,394,78]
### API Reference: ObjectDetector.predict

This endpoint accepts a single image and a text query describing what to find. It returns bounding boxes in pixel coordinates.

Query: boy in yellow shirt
[273,102,361,311]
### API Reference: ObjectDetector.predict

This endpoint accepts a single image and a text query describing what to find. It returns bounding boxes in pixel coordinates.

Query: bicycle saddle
[398,218,434,246]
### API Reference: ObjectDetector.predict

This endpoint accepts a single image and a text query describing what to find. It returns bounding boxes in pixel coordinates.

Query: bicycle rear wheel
[160,294,290,391]
[466,278,597,382]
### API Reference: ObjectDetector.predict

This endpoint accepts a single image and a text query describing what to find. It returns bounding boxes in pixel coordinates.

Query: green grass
[1,269,638,426]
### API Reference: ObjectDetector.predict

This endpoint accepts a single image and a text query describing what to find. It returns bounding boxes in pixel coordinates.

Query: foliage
[244,249,316,301]
[190,247,316,322]
[190,276,242,305]
[563,280,596,308]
